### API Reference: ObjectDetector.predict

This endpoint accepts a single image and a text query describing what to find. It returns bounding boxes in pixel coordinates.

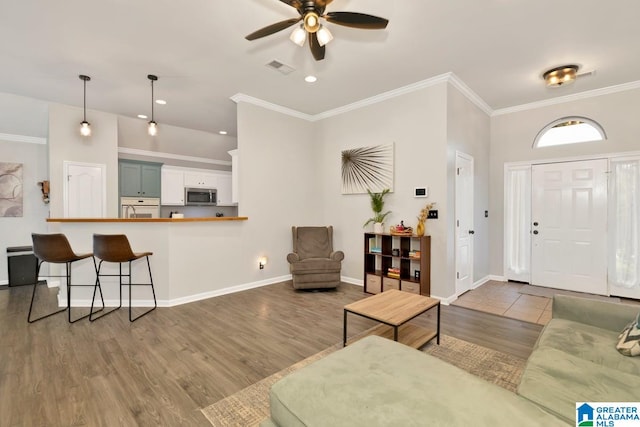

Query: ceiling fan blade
[245,17,302,41]
[324,12,389,29]
[309,32,325,61]
[279,0,303,13]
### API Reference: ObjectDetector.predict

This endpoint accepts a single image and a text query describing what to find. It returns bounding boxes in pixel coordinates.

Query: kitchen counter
[44,216,252,308]
[47,217,248,222]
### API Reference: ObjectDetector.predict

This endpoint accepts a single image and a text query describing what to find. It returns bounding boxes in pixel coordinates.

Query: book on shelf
[387,267,400,279]
[370,247,382,253]
[387,273,400,279]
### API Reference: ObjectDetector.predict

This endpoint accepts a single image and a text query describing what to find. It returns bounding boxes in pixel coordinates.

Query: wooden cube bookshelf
[364,233,431,296]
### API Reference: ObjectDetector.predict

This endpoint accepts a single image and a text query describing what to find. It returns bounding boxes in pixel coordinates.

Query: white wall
[0,140,49,284]
[489,88,640,277]
[316,83,452,297]
[48,104,119,218]
[236,102,322,281]
[0,92,49,284]
[447,84,491,285]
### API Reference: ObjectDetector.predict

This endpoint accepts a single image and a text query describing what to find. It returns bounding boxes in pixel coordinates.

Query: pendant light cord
[83,79,87,122]
[151,79,154,122]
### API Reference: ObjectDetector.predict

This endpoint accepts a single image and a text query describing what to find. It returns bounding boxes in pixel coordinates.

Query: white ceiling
[1,0,639,137]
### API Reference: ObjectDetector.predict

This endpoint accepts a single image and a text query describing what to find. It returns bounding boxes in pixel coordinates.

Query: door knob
[533,230,539,235]
[469,230,475,234]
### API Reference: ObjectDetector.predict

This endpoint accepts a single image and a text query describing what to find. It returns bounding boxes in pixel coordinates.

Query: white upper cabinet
[184,171,218,188]
[161,167,185,206]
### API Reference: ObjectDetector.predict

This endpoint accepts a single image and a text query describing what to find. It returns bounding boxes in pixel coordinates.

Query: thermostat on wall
[414,187,429,198]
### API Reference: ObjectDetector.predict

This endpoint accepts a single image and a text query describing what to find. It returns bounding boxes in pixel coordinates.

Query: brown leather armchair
[287,226,344,290]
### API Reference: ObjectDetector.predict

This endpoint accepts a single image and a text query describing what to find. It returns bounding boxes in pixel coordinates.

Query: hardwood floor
[0,281,542,426]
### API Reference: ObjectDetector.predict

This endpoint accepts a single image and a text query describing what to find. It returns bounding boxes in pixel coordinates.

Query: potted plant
[363,188,391,234]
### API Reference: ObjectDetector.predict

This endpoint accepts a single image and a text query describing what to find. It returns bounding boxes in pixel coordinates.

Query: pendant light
[147,74,158,136]
[79,75,91,137]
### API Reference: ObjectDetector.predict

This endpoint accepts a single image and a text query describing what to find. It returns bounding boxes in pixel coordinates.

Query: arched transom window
[533,116,607,148]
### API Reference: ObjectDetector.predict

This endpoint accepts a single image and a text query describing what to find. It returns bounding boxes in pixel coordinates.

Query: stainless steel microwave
[185,188,217,206]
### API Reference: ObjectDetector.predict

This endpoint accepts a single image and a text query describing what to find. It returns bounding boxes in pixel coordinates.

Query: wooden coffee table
[343,289,440,348]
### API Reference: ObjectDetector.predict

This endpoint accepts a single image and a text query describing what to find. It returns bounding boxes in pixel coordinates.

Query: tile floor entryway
[452,281,553,325]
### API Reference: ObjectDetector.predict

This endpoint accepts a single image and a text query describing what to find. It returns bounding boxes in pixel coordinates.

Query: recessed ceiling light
[155,99,167,105]
[219,131,228,135]
[137,114,148,119]
[305,75,317,83]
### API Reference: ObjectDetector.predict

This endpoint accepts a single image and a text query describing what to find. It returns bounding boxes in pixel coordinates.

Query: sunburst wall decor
[341,144,393,194]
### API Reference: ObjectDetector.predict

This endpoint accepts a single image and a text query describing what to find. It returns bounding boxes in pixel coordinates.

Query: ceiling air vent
[265,60,295,75]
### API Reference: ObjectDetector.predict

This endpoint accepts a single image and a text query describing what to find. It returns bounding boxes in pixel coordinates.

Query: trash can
[7,246,38,287]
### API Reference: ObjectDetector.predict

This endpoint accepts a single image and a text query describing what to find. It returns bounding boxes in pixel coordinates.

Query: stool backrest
[32,233,76,263]
[93,234,136,262]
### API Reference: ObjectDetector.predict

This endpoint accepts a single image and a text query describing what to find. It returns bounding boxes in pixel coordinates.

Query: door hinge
[457,219,459,227]
[457,168,460,175]
[456,272,460,279]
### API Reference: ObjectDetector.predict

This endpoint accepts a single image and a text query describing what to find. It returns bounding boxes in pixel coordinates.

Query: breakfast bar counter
[44,217,252,308]
[47,217,248,223]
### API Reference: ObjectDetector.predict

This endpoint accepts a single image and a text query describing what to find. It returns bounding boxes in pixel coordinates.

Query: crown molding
[118,147,231,166]
[232,76,640,122]
[230,93,314,121]
[231,73,491,122]
[314,73,454,120]
[0,133,47,145]
[447,73,493,115]
[492,79,640,116]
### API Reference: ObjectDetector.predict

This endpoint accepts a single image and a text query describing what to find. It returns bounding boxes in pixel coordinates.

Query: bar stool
[91,234,157,322]
[29,233,105,323]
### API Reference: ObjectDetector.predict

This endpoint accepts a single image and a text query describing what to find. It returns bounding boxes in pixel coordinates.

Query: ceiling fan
[245,0,389,61]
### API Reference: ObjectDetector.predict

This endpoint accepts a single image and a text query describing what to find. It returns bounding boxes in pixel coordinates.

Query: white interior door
[531,159,607,295]
[64,161,106,218]
[455,152,474,295]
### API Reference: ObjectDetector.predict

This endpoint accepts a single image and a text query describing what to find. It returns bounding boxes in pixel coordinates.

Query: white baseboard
[62,275,294,307]
[488,275,507,282]
[431,293,457,306]
[472,275,491,289]
[0,279,7,286]
[341,276,363,286]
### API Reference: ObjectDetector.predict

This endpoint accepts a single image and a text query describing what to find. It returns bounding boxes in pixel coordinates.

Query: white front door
[531,159,607,295]
[64,161,106,218]
[455,152,474,296]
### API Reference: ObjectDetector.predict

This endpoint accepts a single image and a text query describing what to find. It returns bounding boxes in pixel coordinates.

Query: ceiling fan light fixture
[303,12,320,33]
[147,74,158,136]
[316,25,333,47]
[543,65,579,87]
[78,74,91,137]
[290,25,306,46]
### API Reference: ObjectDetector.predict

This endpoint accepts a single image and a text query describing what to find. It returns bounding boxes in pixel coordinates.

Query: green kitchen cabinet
[119,160,162,198]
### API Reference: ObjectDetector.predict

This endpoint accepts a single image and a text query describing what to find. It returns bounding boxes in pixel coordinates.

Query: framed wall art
[0,162,23,217]
[341,143,393,194]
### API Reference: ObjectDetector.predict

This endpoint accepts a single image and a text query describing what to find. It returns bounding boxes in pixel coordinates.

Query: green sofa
[517,294,640,424]
[261,295,639,426]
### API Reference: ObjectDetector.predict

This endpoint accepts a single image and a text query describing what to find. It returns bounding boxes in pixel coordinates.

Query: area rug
[519,284,620,303]
[200,335,526,427]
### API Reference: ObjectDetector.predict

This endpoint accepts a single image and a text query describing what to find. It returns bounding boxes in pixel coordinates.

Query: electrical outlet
[427,209,438,219]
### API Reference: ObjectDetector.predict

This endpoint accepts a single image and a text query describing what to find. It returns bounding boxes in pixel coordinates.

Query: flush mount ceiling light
[79,74,91,137]
[245,0,388,61]
[304,75,317,83]
[147,74,158,136]
[543,65,579,87]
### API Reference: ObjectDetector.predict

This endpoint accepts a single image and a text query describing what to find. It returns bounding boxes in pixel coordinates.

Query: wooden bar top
[47,217,248,223]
